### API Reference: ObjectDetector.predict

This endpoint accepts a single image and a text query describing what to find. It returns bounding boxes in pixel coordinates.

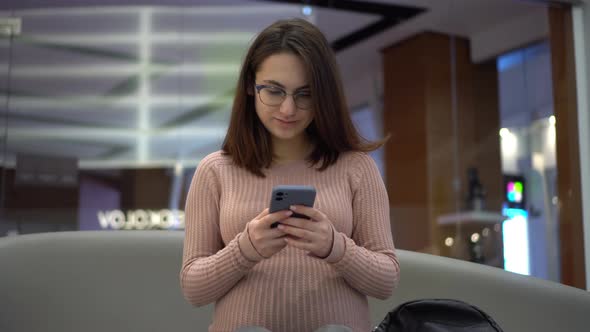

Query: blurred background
[1,0,588,290]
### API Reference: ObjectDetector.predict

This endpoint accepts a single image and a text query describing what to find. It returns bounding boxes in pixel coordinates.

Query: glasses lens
[294,93,313,110]
[259,87,285,106]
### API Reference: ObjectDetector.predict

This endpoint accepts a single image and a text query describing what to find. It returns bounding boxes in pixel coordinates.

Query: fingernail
[290,205,297,211]
[285,211,293,216]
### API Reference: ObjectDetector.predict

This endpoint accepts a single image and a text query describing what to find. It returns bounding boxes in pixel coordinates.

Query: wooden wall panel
[383,34,430,251]
[121,168,172,210]
[1,169,79,225]
[425,34,457,252]
[548,6,586,289]
[472,62,504,213]
[382,32,502,256]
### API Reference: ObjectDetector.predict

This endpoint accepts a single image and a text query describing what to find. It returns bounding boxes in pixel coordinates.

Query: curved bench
[1,231,588,332]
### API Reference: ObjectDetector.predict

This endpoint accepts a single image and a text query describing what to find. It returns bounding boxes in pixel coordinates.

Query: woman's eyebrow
[263,80,309,91]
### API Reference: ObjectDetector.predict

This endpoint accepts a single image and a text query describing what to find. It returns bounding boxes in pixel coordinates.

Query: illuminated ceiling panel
[0,1,432,169]
[1,5,306,168]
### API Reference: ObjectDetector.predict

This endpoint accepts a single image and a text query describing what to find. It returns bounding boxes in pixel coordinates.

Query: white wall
[350,104,385,177]
[471,7,549,63]
[498,43,554,129]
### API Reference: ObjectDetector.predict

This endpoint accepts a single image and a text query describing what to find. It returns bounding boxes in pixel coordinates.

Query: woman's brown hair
[222,18,387,177]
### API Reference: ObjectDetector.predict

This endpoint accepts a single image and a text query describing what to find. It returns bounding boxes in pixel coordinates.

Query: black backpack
[372,299,504,332]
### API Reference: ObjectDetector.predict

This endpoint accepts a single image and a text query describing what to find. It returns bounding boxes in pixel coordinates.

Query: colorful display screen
[504,175,526,208]
[506,181,524,203]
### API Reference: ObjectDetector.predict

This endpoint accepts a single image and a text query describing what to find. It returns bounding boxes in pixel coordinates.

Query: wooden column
[382,33,502,256]
[382,33,432,252]
[548,5,586,289]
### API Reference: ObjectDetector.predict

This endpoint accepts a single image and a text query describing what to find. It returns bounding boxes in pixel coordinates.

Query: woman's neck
[272,136,312,164]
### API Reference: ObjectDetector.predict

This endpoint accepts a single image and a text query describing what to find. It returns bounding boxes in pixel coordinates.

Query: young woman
[180,18,400,332]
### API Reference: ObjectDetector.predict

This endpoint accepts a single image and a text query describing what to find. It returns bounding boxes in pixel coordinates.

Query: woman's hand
[248,208,292,258]
[277,205,334,258]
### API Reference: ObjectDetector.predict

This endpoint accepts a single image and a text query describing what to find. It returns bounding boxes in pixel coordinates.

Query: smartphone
[269,185,316,228]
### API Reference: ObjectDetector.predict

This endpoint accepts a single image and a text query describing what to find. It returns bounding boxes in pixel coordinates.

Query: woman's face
[253,52,314,143]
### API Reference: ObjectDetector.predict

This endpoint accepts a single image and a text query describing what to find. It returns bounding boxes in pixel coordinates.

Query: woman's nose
[279,95,297,116]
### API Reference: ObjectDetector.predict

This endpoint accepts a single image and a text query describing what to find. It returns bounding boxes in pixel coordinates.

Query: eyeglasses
[254,84,313,110]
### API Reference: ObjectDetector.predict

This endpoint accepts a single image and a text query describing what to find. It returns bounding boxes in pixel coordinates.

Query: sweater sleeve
[325,153,400,300]
[179,155,262,307]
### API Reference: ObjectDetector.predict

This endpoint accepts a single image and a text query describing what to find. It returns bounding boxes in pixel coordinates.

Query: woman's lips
[274,118,297,126]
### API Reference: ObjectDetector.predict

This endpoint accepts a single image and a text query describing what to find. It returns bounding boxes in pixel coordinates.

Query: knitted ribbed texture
[180,150,400,332]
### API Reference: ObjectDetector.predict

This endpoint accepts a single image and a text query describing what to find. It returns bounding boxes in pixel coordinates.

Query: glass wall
[379,0,574,285]
[0,12,18,235]
[497,42,559,281]
[0,4,310,234]
[0,0,585,287]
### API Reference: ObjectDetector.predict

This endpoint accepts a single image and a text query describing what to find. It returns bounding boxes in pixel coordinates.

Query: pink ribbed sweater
[180,150,400,332]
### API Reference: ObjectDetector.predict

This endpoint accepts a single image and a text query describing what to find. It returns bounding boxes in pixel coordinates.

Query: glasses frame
[254,84,312,110]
